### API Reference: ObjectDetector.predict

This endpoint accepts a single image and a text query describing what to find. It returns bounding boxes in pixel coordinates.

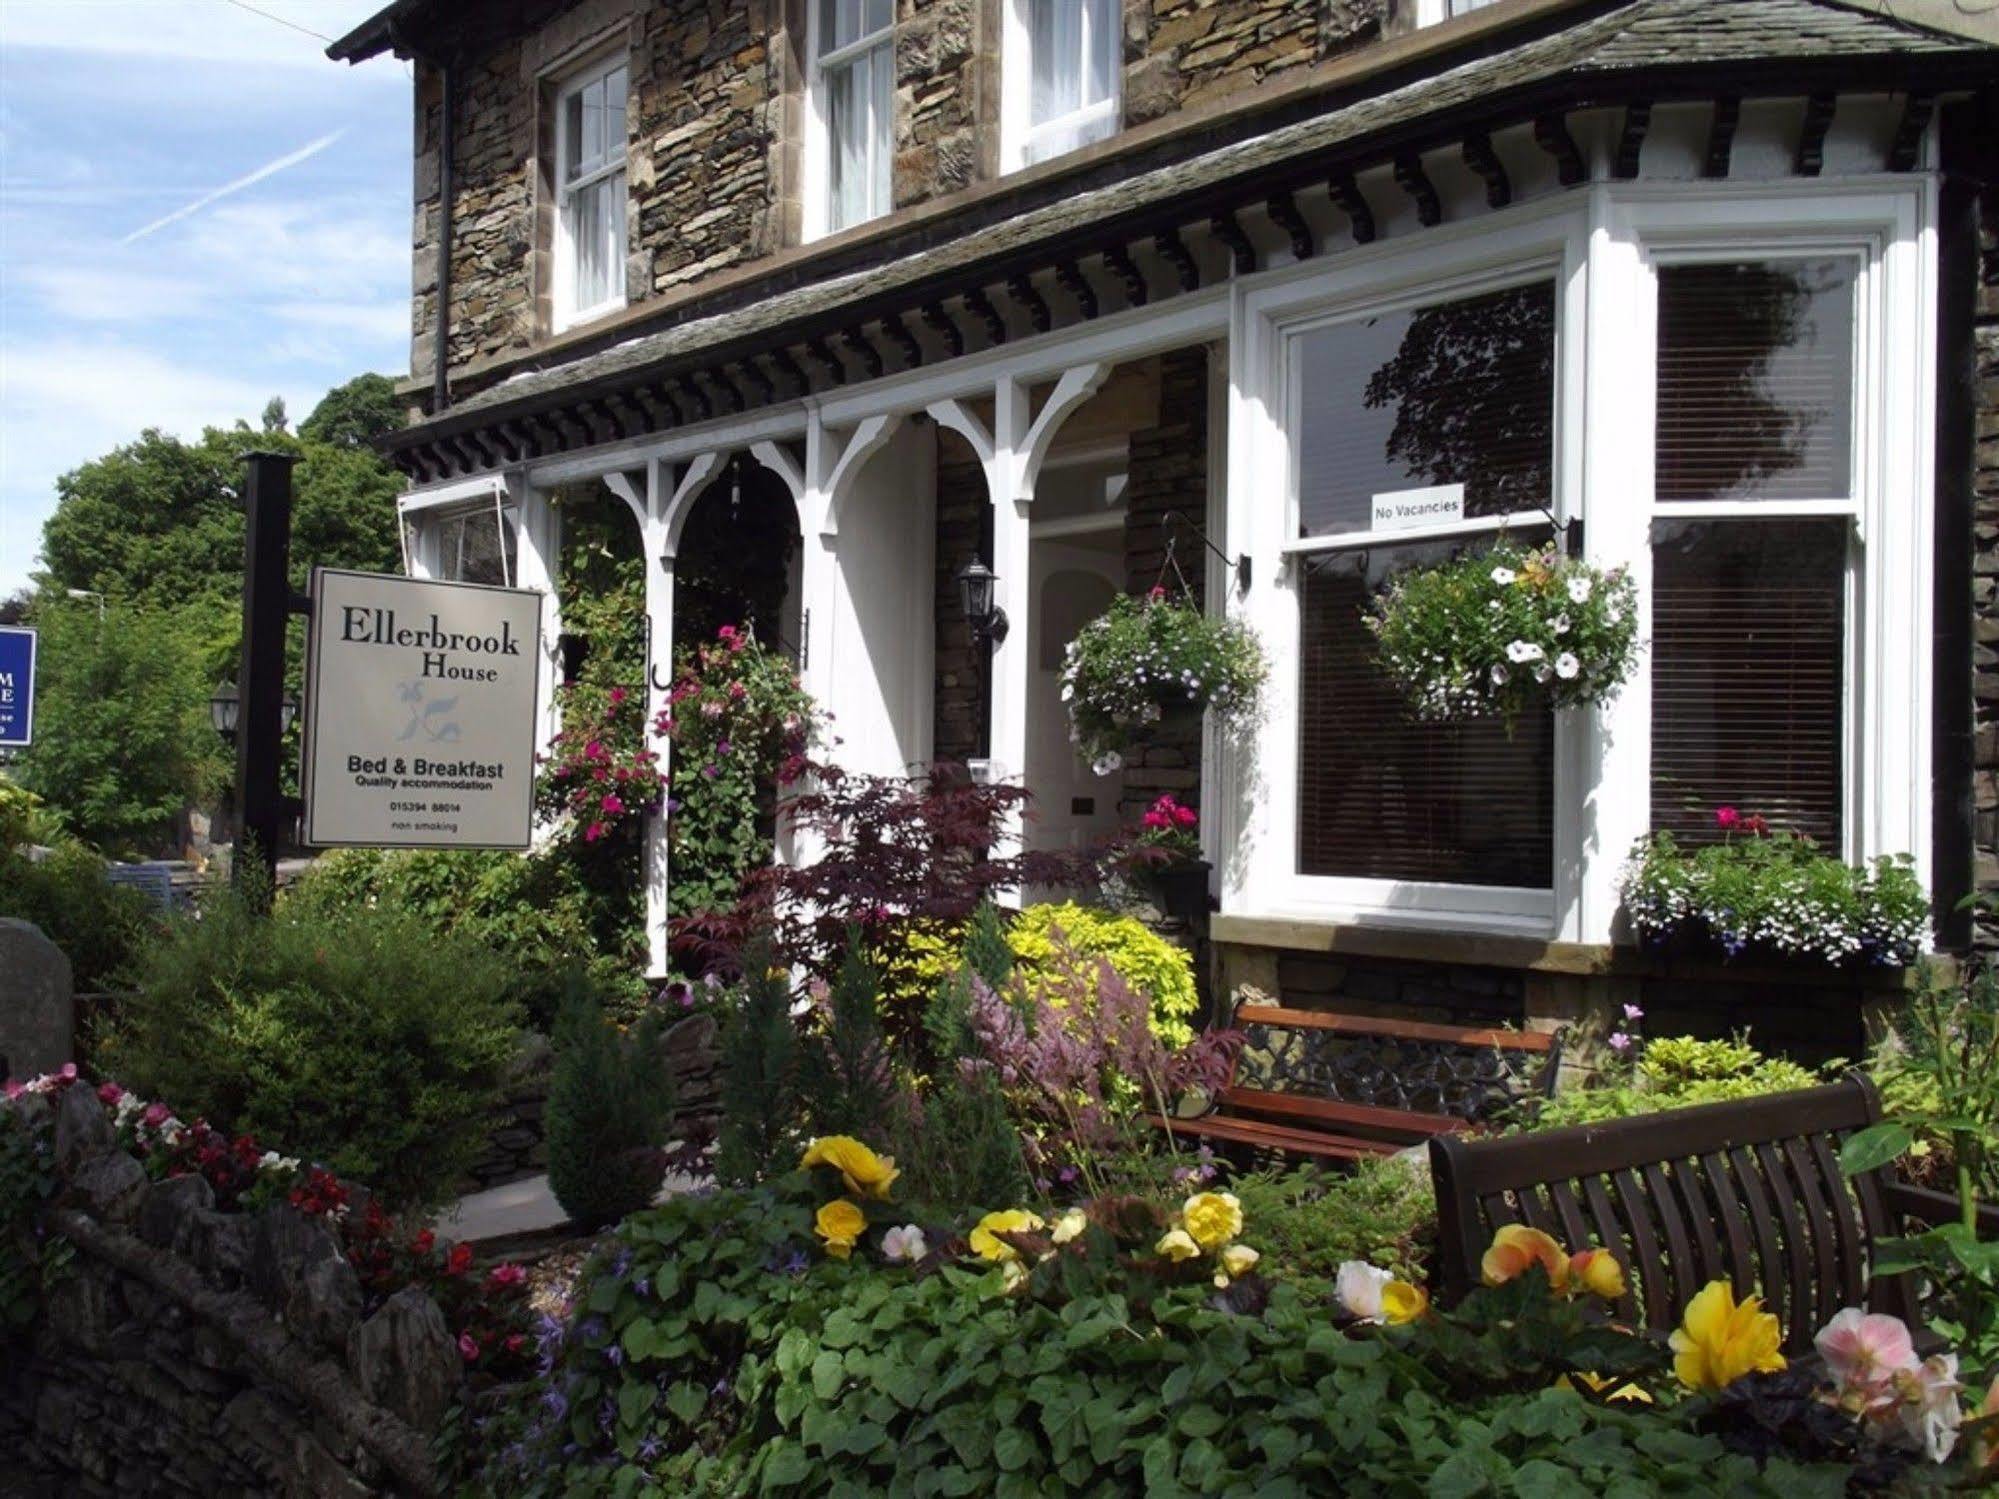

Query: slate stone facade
[410,0,1393,391]
[1971,107,1999,942]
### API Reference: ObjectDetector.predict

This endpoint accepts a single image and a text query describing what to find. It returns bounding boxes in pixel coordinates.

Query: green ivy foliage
[460,1177,1854,1498]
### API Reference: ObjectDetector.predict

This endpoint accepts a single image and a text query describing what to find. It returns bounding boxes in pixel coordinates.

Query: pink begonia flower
[1714,805,1742,830]
[485,1262,528,1290]
[1816,1309,1918,1406]
[1607,1032,1632,1052]
[1891,1354,1964,1463]
[142,1102,172,1128]
[584,822,607,843]
[458,1333,480,1363]
[601,794,625,816]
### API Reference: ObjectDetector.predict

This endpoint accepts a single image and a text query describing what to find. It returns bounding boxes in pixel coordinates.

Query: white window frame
[552,50,629,332]
[1221,178,1934,946]
[1413,0,1502,25]
[1000,0,1122,173]
[804,1,895,241]
[1584,183,1935,947]
[399,478,517,586]
[1229,203,1589,935]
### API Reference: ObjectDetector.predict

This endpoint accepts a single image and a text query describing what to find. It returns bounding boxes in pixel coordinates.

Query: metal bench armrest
[1881,1179,1999,1238]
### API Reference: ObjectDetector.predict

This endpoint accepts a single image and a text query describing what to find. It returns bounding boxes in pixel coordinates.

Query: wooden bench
[1429,1075,1999,1353]
[1156,1002,1562,1164]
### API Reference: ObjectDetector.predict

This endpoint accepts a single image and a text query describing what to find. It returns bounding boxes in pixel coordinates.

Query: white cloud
[0,2,401,70]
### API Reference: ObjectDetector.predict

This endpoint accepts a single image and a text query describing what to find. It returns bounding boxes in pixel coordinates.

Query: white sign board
[301,568,541,849]
[1371,483,1466,533]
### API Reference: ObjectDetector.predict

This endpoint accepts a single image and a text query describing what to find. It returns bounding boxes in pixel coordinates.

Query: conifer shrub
[715,945,803,1187]
[545,974,680,1230]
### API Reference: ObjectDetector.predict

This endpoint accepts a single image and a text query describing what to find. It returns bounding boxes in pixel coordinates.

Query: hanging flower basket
[1366,540,1639,726]
[1618,811,1928,969]
[1061,587,1267,771]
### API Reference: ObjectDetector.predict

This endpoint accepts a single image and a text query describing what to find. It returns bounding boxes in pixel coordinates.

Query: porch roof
[383,0,1992,483]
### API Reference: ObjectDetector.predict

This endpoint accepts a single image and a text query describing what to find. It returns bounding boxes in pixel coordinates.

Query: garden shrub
[545,974,679,1230]
[904,900,1201,1045]
[462,1173,1863,1497]
[105,883,522,1206]
[1527,1033,1825,1132]
[285,845,647,1025]
[714,952,804,1187]
[0,840,161,993]
[798,944,896,1142]
[1228,1157,1436,1288]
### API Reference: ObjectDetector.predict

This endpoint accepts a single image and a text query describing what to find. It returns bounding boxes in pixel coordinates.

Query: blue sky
[0,1,411,595]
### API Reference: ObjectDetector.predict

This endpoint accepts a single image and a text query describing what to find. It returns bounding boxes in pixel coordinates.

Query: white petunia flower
[1554,653,1581,680]
[1551,613,1571,635]
[1490,566,1517,586]
[1567,575,1592,604]
[1505,640,1544,663]
[1490,665,1509,686]
[1092,752,1123,776]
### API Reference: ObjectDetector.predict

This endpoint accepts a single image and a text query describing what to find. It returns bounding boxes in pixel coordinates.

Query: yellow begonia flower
[1180,1192,1244,1250]
[815,1198,865,1260]
[1670,1281,1786,1392]
[1569,1248,1627,1302]
[1381,1281,1429,1325]
[1219,1244,1260,1279]
[1051,1208,1089,1246]
[1157,1228,1201,1262]
[1481,1225,1570,1289]
[969,1209,1045,1263]
[800,1136,900,1201]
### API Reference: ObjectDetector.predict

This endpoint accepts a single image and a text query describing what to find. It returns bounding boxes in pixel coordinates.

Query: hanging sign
[0,626,35,748]
[301,568,541,849]
[1371,482,1466,534]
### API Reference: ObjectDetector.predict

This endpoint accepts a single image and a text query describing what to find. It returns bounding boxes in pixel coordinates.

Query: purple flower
[1621,1003,1644,1022]
[702,764,721,780]
[540,1387,569,1418]
[1608,1031,1633,1052]
[605,1343,624,1367]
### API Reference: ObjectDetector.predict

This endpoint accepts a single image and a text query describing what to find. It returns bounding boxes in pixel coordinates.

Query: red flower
[447,1242,475,1277]
[1714,806,1742,830]
[485,1262,528,1291]
[1148,585,1168,601]
[1745,814,1770,836]
[458,1333,480,1363]
[412,1229,436,1256]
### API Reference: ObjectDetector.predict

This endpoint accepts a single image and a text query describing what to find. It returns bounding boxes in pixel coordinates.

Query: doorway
[1024,448,1127,860]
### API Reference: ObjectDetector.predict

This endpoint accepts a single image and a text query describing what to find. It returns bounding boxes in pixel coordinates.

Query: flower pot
[1147,860,1213,920]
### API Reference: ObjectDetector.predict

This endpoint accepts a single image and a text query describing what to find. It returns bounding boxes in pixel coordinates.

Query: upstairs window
[1414,0,1500,23]
[1009,0,1120,169]
[813,0,894,235]
[554,55,629,330]
[1649,258,1858,850]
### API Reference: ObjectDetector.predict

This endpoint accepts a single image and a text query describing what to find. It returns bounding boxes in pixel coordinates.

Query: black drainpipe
[396,21,455,415]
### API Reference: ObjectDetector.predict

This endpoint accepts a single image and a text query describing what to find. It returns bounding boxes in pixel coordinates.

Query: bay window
[1648,258,1859,851]
[1006,0,1121,169]
[554,54,628,329]
[811,0,894,236]
[1232,185,1930,942]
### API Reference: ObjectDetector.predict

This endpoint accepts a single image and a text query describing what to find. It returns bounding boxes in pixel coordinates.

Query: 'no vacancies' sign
[301,568,541,849]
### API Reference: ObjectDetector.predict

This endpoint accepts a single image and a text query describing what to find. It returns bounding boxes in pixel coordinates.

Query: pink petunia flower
[458,1333,480,1363]
[1715,806,1742,830]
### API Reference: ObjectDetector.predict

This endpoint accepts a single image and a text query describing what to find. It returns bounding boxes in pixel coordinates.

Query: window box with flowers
[1366,540,1640,728]
[1618,808,1929,970]
[1061,586,1266,772]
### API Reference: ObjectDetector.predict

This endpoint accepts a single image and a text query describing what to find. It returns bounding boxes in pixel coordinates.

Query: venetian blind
[1649,518,1846,849]
[1655,259,1855,504]
[1298,540,1554,888]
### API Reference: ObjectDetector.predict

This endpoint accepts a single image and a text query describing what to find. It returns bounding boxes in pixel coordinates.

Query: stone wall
[1969,95,1999,943]
[416,0,1394,391]
[461,1014,724,1193]
[2,1088,460,1497]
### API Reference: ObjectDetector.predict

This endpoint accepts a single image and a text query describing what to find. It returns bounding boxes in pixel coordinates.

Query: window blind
[1649,518,1846,849]
[1655,259,1855,504]
[1298,539,1554,888]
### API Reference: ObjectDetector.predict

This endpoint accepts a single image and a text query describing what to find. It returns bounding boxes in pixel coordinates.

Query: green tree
[15,602,226,856]
[299,372,405,450]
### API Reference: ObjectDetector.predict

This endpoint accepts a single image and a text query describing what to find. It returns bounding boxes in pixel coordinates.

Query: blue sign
[0,626,36,748]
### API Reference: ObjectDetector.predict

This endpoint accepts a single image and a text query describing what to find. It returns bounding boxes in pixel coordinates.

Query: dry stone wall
[2,1087,459,1498]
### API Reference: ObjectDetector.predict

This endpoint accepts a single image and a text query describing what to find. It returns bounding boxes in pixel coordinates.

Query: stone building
[330,0,1997,1054]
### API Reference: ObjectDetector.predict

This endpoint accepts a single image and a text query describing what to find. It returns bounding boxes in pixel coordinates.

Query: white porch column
[507,470,565,757]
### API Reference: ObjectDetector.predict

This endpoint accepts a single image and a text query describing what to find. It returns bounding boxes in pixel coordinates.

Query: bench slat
[1154,1113,1397,1162]
[1219,1087,1464,1141]
[1235,1004,1552,1053]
